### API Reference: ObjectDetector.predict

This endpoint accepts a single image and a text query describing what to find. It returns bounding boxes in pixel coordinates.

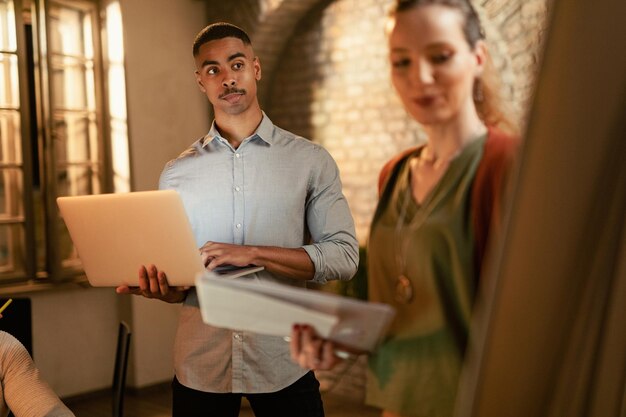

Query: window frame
[0,0,37,284]
[0,0,126,292]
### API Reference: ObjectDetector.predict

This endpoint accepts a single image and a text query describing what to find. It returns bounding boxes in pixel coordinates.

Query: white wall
[122,0,209,193]
[30,0,210,397]
[30,288,119,398]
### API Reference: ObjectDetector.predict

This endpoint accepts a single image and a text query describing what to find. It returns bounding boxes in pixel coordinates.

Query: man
[116,22,359,417]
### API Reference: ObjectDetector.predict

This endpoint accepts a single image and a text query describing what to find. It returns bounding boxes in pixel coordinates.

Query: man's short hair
[193,22,252,56]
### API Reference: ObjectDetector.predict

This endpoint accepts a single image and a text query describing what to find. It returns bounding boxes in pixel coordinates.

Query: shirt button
[233,333,241,341]
[235,186,241,192]
[236,223,241,229]
[235,153,241,158]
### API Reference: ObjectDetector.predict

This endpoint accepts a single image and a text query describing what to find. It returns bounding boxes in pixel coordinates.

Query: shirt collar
[201,112,275,148]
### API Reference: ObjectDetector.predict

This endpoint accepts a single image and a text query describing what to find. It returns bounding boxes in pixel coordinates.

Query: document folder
[196,272,396,352]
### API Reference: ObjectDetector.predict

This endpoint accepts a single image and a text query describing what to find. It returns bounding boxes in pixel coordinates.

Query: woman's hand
[289,324,345,370]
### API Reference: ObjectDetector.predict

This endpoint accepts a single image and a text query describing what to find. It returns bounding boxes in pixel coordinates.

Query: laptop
[57,190,263,287]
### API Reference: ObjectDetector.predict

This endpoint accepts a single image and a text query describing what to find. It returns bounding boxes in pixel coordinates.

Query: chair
[112,321,131,417]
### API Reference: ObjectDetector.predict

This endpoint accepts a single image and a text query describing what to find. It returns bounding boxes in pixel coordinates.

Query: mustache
[219,88,246,99]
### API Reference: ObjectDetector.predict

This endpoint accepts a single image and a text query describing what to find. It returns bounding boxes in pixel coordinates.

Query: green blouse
[366,135,486,417]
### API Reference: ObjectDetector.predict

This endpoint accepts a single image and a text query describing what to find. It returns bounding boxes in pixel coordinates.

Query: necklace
[392,131,486,303]
[392,149,455,304]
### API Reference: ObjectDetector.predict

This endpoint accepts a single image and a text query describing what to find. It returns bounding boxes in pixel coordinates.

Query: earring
[473,79,484,103]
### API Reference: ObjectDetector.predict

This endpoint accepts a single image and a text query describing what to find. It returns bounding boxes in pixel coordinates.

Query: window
[0,0,128,288]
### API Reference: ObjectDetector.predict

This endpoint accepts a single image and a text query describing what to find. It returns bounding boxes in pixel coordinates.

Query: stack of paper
[195,272,396,352]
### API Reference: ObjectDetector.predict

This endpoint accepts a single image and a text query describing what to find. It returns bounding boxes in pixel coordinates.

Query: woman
[0,314,75,417]
[290,1,519,416]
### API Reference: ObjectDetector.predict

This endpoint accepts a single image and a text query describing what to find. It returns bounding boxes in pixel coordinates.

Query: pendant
[395,274,414,304]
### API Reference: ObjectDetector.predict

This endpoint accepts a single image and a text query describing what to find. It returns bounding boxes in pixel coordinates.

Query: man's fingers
[199,241,214,251]
[136,265,169,298]
[124,265,186,303]
[117,286,142,296]
[158,270,169,295]
[138,265,150,292]
[147,265,159,293]
[116,285,130,294]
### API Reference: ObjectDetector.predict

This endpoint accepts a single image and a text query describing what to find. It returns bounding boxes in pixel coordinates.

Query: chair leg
[112,321,131,417]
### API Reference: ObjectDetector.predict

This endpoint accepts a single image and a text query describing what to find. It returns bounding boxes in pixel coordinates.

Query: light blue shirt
[160,113,359,393]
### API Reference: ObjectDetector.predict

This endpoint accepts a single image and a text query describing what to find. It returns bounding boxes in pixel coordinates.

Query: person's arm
[0,332,75,417]
[115,265,189,303]
[300,147,359,284]
[200,242,314,280]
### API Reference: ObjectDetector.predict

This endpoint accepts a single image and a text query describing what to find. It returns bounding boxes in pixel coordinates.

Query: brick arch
[251,0,335,106]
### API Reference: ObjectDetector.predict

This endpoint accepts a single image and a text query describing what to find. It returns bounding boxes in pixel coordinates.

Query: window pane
[0,0,17,52]
[0,109,22,163]
[106,1,130,193]
[56,165,100,197]
[50,56,95,110]
[48,4,92,58]
[56,216,80,268]
[0,167,22,219]
[53,112,97,163]
[0,53,19,107]
[0,224,25,274]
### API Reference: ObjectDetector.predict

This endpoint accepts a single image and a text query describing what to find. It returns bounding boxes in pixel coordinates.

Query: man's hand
[200,241,314,280]
[115,264,189,304]
[200,242,257,270]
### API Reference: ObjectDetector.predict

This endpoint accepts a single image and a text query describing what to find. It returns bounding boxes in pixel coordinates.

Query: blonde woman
[290,1,519,416]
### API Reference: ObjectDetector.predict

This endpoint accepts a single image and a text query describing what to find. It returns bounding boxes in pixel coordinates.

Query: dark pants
[172,371,325,417]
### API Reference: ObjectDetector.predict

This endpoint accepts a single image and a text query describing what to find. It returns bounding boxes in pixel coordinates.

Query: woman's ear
[474,40,487,77]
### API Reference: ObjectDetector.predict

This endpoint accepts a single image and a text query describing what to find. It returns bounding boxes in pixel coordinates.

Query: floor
[66,383,381,417]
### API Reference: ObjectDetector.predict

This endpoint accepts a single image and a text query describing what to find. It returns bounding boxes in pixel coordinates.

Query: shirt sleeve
[301,147,359,284]
[0,332,75,417]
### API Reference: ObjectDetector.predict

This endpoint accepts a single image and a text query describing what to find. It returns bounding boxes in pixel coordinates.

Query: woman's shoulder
[484,127,520,163]
[378,146,421,196]
[474,126,520,184]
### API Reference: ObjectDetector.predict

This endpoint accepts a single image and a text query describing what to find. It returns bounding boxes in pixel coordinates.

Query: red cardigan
[377,127,519,276]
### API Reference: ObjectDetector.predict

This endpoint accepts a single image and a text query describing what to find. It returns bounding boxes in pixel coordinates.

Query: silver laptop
[56,190,205,287]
